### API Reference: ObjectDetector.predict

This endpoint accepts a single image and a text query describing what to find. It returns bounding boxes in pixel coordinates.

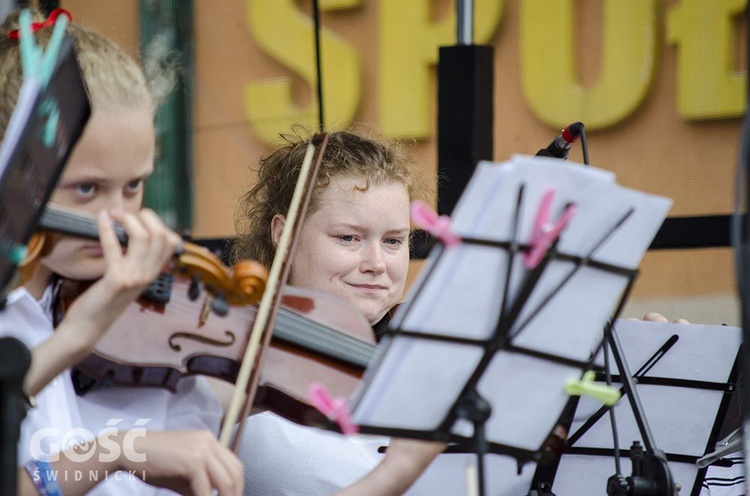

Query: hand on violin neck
[25,209,181,395]
[65,208,180,328]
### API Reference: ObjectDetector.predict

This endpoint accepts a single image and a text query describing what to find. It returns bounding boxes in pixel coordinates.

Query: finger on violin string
[96,209,123,263]
[114,210,150,250]
[139,208,180,238]
[132,208,182,262]
[111,210,178,272]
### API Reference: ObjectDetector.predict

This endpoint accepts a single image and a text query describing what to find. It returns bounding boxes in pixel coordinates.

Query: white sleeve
[237,411,383,494]
[165,376,223,434]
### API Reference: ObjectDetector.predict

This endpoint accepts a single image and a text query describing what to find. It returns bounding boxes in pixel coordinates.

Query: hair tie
[7,8,73,41]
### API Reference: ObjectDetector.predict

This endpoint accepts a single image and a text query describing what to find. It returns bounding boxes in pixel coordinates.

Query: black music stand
[0,37,90,494]
[0,37,90,300]
[0,337,32,496]
[549,319,740,496]
[349,156,672,495]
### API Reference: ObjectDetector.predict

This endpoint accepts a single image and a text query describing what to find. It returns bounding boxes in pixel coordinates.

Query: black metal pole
[739,2,750,487]
[312,0,324,131]
[437,0,494,216]
[0,337,32,496]
[456,0,474,45]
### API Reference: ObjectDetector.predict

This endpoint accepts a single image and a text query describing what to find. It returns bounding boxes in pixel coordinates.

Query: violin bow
[220,133,329,448]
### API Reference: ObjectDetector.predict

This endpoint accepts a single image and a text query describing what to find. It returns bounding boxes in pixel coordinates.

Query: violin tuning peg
[211,295,229,317]
[188,276,202,301]
[141,273,173,305]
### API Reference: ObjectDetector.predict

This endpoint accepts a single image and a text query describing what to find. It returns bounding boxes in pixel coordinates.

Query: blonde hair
[0,9,153,137]
[232,126,422,267]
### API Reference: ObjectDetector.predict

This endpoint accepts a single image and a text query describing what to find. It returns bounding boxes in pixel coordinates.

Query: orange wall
[64,0,746,305]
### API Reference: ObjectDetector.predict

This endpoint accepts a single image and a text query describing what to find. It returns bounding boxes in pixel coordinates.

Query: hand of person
[63,209,182,345]
[19,430,243,496]
[123,430,244,496]
[25,209,181,395]
[335,437,446,496]
[642,312,690,324]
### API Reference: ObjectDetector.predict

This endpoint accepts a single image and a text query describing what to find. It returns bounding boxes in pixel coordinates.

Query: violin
[40,203,377,427]
[58,277,376,425]
[31,204,267,307]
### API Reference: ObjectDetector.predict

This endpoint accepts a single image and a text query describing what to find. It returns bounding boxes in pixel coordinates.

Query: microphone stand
[0,336,32,496]
[738,2,750,488]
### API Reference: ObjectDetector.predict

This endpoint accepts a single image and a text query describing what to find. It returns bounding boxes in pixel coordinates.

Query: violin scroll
[171,242,267,307]
[34,203,269,307]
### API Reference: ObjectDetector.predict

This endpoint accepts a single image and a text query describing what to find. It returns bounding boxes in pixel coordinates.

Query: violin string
[162,286,375,367]
[237,302,375,366]
[275,308,375,365]
[282,308,377,358]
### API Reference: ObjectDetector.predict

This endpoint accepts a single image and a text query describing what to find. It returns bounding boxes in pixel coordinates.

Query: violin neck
[40,205,129,245]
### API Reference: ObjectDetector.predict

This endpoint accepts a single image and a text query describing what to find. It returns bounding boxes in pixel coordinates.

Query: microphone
[536,122,584,159]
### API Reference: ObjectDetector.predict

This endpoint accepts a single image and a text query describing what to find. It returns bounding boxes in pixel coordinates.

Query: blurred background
[7,0,745,325]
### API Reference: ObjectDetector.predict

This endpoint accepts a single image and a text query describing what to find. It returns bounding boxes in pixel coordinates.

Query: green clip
[38,13,68,85]
[565,370,621,406]
[0,243,28,264]
[17,9,68,148]
[39,97,59,147]
[18,9,68,87]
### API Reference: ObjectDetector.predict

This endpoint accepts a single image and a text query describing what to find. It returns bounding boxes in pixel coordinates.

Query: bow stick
[220,133,329,448]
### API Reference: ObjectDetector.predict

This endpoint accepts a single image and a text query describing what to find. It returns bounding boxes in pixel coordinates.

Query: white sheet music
[351,156,673,479]
[555,319,741,496]
[406,453,536,496]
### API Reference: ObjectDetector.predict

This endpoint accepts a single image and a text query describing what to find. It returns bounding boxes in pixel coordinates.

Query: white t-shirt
[237,411,540,496]
[238,411,386,495]
[1,286,223,496]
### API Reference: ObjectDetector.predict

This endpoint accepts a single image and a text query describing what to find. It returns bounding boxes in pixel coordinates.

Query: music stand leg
[605,324,658,453]
[0,337,32,496]
[456,389,492,496]
[604,325,675,495]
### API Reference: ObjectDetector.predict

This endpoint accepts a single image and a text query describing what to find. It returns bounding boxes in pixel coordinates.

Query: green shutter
[139,0,194,231]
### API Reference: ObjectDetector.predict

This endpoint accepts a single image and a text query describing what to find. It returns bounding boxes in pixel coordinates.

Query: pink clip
[308,382,359,435]
[523,189,577,269]
[410,200,461,247]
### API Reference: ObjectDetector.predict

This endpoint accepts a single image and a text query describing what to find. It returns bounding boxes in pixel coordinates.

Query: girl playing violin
[232,128,444,495]
[0,9,242,495]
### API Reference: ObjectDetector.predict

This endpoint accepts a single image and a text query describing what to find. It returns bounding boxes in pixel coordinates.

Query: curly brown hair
[232,127,423,267]
[0,9,153,137]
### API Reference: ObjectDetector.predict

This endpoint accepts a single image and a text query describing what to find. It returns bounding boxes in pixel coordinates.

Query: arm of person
[23,209,181,396]
[17,430,243,496]
[334,438,446,496]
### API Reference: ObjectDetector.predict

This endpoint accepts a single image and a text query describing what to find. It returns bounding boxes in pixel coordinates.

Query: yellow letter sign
[667,0,746,119]
[378,0,503,138]
[245,0,360,143]
[521,0,657,130]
